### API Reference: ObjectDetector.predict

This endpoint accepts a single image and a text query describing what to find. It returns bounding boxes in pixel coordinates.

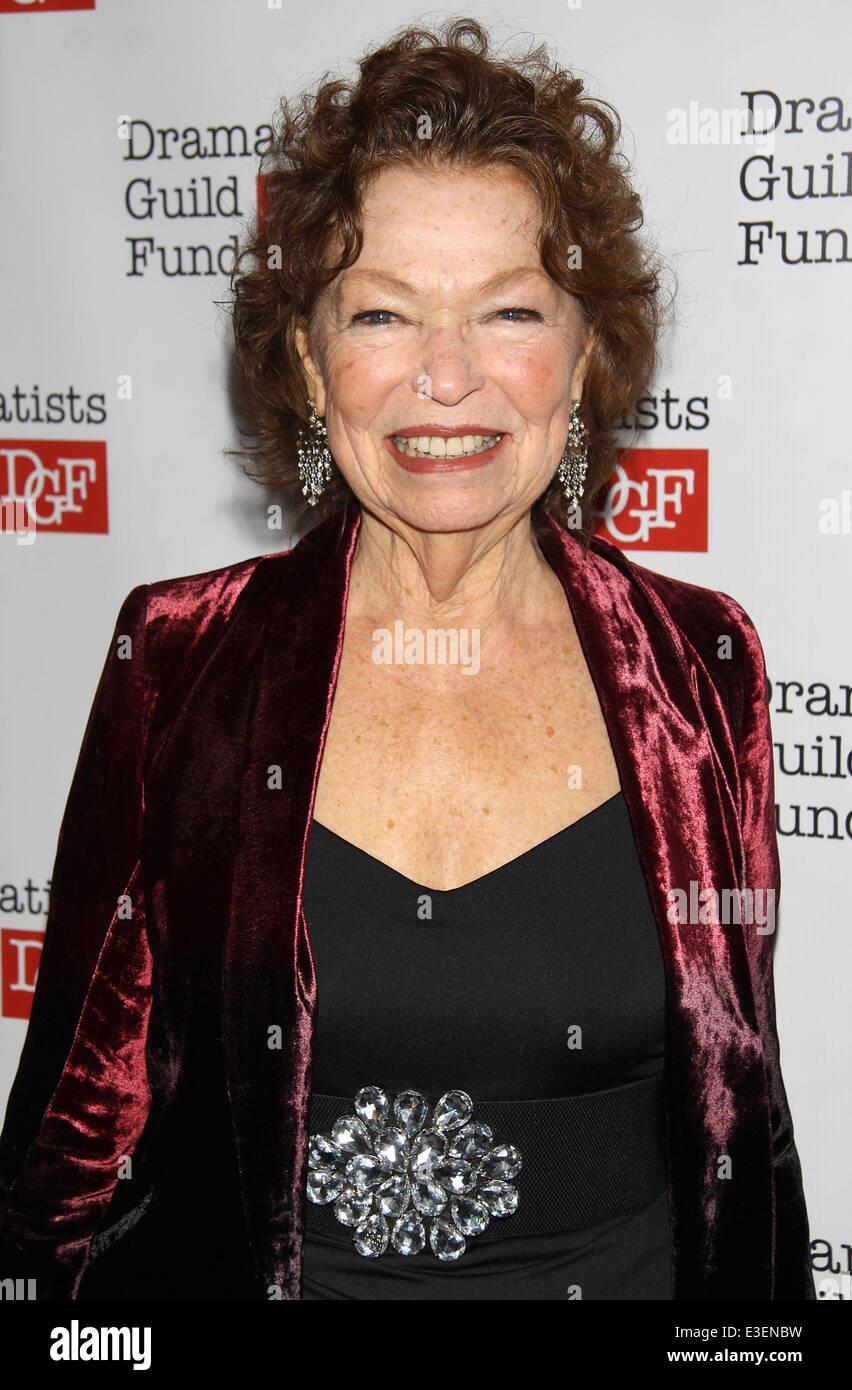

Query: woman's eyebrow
[337,266,548,299]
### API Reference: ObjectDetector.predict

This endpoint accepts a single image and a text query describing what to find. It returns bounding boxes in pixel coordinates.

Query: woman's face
[296,163,591,536]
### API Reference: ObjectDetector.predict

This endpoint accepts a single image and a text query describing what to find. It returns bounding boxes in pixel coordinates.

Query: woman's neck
[344,505,566,635]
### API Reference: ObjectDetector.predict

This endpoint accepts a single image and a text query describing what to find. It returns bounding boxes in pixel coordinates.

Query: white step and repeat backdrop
[0,0,849,1299]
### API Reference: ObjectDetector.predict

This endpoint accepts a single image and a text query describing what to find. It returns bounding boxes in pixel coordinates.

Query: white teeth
[392,433,502,459]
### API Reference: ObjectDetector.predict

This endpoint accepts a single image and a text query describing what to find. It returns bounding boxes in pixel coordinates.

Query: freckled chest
[312,608,621,889]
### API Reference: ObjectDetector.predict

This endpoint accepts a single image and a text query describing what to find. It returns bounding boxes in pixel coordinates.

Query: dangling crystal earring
[296,401,334,505]
[556,400,589,518]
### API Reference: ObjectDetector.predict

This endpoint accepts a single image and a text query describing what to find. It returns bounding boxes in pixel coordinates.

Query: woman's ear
[570,325,597,404]
[294,320,328,416]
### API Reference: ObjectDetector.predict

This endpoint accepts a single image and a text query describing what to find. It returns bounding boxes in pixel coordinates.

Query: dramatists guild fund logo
[591,448,708,551]
[1,924,43,1019]
[1,874,48,1019]
[0,1,95,11]
[0,440,108,538]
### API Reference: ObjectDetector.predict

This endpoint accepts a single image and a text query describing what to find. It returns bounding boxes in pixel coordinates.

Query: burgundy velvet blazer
[0,501,813,1301]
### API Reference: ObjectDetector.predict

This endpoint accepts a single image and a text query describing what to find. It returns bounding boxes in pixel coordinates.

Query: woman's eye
[348,307,543,326]
[350,310,396,325]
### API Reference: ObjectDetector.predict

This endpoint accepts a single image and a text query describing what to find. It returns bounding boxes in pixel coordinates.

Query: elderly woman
[0,19,812,1302]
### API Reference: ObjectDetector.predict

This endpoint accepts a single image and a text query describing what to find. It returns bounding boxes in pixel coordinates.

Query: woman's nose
[414,323,484,402]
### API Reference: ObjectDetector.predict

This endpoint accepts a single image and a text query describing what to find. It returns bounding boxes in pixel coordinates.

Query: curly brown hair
[227,16,671,547]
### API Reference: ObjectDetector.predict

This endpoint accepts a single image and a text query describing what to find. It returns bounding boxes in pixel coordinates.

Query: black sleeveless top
[300,791,672,1300]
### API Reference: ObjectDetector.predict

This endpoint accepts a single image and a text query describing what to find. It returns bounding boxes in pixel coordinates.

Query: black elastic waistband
[303,1074,667,1241]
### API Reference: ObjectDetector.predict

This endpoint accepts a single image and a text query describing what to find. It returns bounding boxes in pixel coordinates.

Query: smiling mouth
[390,433,504,460]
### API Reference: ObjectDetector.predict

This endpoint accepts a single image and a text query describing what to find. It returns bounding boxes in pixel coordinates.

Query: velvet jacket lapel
[536,519,773,1300]
[151,501,773,1300]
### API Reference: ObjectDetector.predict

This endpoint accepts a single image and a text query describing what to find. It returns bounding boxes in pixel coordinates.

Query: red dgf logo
[1,928,42,1020]
[0,440,108,534]
[0,1,95,12]
[591,448,708,551]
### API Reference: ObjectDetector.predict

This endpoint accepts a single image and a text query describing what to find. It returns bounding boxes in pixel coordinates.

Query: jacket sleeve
[0,585,155,1299]
[731,603,815,1300]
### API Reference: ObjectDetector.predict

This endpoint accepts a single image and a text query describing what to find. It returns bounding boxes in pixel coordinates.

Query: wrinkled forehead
[317,160,551,297]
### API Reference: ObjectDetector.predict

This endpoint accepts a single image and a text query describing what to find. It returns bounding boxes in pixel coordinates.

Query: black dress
[300,791,672,1300]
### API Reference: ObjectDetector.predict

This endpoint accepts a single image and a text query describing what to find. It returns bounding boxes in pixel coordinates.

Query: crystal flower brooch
[306,1086,523,1260]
